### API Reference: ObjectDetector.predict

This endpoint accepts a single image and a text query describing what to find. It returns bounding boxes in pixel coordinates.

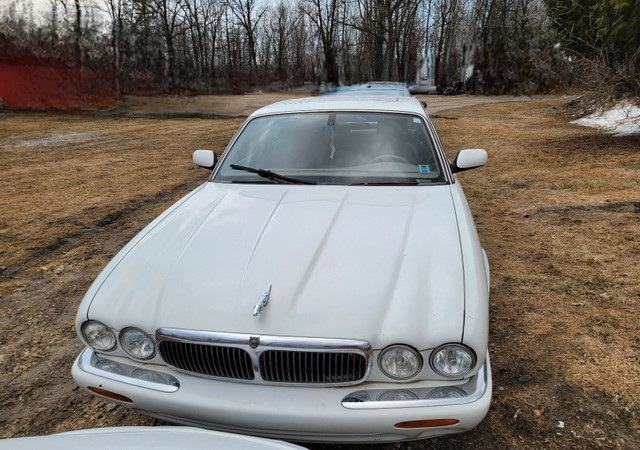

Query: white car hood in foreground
[85,183,465,350]
[0,427,306,450]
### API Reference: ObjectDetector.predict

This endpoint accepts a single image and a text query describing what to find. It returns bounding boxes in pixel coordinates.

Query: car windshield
[214,112,445,185]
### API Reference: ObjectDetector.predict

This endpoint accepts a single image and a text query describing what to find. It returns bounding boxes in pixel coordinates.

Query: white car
[72,96,491,443]
[0,426,306,449]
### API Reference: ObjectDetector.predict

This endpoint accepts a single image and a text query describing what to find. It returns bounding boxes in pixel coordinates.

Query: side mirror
[193,150,218,170]
[451,148,487,173]
[420,101,427,109]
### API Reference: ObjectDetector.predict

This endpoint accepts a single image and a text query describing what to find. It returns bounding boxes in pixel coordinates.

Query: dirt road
[1,94,638,448]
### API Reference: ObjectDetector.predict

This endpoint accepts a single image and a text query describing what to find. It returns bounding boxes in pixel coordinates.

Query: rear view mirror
[451,148,487,173]
[193,150,218,170]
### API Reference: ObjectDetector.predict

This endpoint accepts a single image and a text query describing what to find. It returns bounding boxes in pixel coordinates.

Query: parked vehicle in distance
[0,427,306,450]
[72,96,491,443]
[443,81,466,96]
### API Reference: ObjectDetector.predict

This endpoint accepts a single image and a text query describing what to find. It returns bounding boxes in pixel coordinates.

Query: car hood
[87,183,464,349]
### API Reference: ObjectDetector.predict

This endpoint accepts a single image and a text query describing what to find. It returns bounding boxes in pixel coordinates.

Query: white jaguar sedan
[72,95,491,443]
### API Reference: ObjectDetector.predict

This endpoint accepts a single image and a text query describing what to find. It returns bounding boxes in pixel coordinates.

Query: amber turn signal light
[88,386,133,403]
[394,419,459,429]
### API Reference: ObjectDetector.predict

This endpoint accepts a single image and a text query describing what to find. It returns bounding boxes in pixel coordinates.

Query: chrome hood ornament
[253,284,272,317]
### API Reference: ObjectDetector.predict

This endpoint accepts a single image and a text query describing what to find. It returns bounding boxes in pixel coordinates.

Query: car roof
[360,82,410,89]
[332,83,411,96]
[250,95,426,118]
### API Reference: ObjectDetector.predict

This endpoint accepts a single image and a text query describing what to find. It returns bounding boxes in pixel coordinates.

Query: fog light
[377,389,419,402]
[342,391,370,403]
[95,359,127,376]
[427,386,467,400]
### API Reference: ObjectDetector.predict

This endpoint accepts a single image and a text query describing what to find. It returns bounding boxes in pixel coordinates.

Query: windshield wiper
[230,164,316,185]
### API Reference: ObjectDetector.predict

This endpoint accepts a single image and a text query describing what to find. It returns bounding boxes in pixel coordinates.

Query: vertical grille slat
[240,348,252,379]
[321,353,326,383]
[234,348,242,379]
[225,347,235,378]
[302,352,308,383]
[203,345,214,375]
[184,343,196,373]
[313,352,320,383]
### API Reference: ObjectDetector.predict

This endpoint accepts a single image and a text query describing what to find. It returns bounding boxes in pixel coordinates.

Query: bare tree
[267,0,299,85]
[226,0,268,73]
[103,0,126,99]
[302,0,341,85]
[146,0,186,92]
[352,0,421,82]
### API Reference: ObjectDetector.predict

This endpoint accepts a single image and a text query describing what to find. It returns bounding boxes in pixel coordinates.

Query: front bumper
[72,348,491,443]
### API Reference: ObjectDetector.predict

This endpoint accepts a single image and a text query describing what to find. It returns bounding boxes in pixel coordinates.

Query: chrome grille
[159,341,254,380]
[259,350,367,384]
[156,328,372,386]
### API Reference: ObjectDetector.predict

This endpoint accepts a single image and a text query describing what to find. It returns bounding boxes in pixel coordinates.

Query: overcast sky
[2,0,52,18]
[1,0,109,23]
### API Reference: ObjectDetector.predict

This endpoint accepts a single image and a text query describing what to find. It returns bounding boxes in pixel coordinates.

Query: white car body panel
[72,95,491,442]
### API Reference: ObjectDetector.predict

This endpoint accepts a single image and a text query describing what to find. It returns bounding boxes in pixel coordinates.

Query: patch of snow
[571,102,640,136]
[10,133,92,148]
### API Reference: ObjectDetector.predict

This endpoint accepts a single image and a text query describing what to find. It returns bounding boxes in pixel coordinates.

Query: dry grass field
[0,95,638,448]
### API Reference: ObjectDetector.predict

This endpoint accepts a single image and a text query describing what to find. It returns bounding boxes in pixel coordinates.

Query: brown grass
[0,115,243,269]
[0,98,638,448]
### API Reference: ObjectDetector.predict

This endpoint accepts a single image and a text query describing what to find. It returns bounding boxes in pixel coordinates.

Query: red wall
[0,58,115,111]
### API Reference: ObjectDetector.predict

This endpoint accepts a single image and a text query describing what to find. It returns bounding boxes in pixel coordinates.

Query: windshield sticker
[419,164,430,173]
[413,118,421,123]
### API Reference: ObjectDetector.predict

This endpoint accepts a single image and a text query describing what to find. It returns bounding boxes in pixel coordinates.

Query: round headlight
[81,321,117,352]
[430,344,476,378]
[120,328,156,360]
[378,345,423,380]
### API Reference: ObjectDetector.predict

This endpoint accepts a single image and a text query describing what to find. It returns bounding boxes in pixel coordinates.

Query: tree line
[544,0,640,99]
[1,0,637,98]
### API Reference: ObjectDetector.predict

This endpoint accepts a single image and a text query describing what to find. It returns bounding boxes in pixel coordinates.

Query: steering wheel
[370,154,411,164]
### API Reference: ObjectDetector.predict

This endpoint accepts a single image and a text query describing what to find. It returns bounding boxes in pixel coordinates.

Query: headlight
[81,321,117,352]
[120,328,156,360]
[430,344,476,378]
[378,345,422,380]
